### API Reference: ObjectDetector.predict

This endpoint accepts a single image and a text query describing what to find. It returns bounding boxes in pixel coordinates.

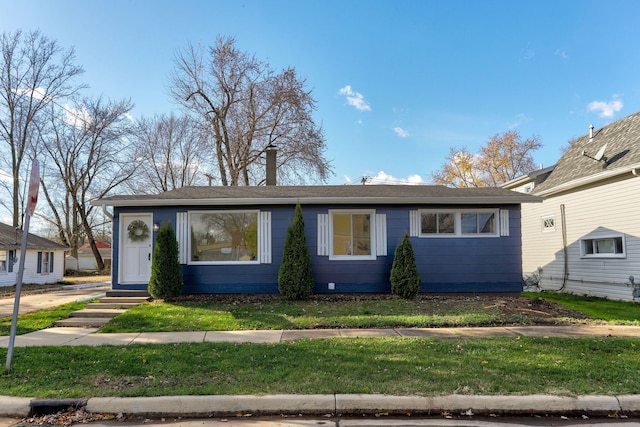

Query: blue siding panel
[112,203,523,294]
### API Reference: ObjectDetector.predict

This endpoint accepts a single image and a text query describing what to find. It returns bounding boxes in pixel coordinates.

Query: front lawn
[1,336,639,398]
[0,302,88,336]
[525,292,640,325]
[99,294,591,333]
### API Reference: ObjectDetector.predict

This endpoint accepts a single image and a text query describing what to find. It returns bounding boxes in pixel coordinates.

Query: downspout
[560,204,568,291]
[101,204,113,220]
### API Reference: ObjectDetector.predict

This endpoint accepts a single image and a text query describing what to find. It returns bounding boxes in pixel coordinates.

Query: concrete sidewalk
[3,324,640,348]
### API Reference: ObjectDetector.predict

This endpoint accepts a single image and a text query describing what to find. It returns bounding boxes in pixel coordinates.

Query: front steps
[55,290,151,328]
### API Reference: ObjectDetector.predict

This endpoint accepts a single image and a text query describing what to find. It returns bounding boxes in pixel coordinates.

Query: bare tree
[38,96,136,270]
[170,36,332,186]
[431,131,541,187]
[130,113,208,193]
[0,30,85,228]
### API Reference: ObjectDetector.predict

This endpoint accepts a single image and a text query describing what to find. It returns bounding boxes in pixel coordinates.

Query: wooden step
[54,317,111,328]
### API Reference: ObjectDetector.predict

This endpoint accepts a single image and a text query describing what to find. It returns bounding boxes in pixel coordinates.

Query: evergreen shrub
[148,220,183,301]
[278,204,314,300]
[390,232,421,299]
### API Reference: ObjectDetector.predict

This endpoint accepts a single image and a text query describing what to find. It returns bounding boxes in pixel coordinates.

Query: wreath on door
[127,220,150,242]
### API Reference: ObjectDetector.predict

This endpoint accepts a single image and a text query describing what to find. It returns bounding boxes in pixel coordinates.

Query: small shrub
[148,220,183,301]
[278,203,314,300]
[390,232,421,299]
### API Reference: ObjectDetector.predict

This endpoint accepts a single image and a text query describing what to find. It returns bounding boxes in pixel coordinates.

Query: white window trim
[414,208,501,238]
[580,234,626,259]
[0,250,7,274]
[328,209,377,261]
[541,215,556,233]
[187,210,263,265]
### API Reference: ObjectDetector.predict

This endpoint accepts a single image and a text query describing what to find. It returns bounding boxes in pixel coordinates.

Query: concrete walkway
[3,324,640,348]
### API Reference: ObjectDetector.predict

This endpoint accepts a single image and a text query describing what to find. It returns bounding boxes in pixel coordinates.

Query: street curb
[4,394,640,418]
[0,396,31,417]
[86,395,336,416]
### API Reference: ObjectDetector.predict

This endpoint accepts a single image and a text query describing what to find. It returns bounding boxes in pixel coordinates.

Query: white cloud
[0,168,12,183]
[13,86,51,102]
[587,96,623,118]
[64,104,93,129]
[345,170,425,185]
[393,127,410,138]
[554,49,569,60]
[338,85,371,112]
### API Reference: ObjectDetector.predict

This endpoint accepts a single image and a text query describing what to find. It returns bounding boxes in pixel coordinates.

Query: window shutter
[317,214,329,256]
[50,252,54,272]
[375,213,387,256]
[259,211,272,264]
[409,210,420,237]
[37,252,42,273]
[8,251,13,273]
[176,212,188,264]
[500,209,510,236]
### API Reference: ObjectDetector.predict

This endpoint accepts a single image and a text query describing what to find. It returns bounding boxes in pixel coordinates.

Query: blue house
[96,185,540,294]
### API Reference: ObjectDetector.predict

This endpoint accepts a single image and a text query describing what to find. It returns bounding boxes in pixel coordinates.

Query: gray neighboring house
[0,222,67,287]
[503,111,640,301]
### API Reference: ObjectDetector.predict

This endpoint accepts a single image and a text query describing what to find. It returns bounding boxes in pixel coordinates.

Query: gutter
[92,195,543,208]
[537,163,640,197]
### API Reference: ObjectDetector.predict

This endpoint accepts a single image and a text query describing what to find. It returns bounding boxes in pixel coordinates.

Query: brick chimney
[266,144,277,186]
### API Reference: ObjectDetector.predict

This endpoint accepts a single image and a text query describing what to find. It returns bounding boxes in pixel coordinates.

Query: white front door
[119,213,153,284]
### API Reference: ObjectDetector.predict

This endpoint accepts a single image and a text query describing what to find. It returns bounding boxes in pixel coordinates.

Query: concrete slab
[281,329,341,341]
[507,325,635,338]
[66,332,140,346]
[0,396,31,417]
[395,328,459,338]
[339,328,400,338]
[134,331,206,344]
[86,394,336,416]
[451,327,519,338]
[0,285,109,318]
[0,327,97,347]
[204,330,283,343]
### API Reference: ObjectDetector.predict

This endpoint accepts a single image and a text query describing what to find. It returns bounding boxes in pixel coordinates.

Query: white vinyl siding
[519,176,640,301]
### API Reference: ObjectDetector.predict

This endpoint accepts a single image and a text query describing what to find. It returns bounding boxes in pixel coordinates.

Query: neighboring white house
[0,222,68,287]
[503,111,640,301]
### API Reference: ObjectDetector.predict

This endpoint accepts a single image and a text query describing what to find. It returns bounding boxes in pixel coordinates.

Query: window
[332,211,372,258]
[0,251,6,273]
[542,216,556,232]
[414,209,500,237]
[189,211,259,263]
[581,235,625,258]
[421,212,454,234]
[37,252,54,274]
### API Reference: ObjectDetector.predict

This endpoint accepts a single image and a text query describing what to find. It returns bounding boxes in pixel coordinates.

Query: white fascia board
[95,195,542,207]
[536,163,640,197]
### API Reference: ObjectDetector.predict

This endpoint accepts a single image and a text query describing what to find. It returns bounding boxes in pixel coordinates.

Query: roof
[533,111,640,196]
[95,185,542,207]
[78,242,111,255]
[0,222,68,251]
[501,165,556,190]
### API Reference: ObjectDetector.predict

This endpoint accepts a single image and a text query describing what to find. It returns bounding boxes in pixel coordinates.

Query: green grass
[0,302,88,336]
[1,337,639,398]
[525,292,640,325]
[99,298,529,333]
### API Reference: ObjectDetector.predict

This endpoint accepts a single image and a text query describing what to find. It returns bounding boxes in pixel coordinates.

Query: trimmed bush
[390,232,421,299]
[148,220,183,301]
[278,203,314,300]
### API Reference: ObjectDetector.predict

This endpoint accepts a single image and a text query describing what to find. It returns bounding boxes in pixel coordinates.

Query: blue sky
[2,0,640,186]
